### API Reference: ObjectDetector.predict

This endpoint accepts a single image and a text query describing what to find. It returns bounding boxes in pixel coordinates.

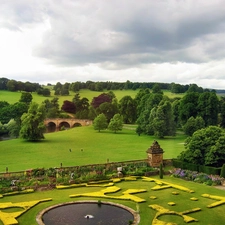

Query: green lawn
[1,176,225,225]
[0,125,186,172]
[0,89,184,107]
[0,89,140,106]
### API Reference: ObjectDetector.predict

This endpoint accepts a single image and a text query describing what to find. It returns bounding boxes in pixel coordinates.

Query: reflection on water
[42,203,134,225]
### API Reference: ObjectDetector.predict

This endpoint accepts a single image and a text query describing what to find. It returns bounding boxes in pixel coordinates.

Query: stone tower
[146,140,164,167]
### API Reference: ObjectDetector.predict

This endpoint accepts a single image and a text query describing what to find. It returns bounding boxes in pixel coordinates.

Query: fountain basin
[36,200,140,225]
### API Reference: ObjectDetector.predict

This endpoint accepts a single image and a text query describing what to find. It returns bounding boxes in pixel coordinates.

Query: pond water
[41,202,134,225]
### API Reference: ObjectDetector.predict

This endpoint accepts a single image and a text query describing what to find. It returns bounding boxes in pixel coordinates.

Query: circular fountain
[36,200,140,225]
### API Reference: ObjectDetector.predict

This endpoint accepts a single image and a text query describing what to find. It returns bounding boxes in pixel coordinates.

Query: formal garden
[0,158,225,225]
[1,82,225,224]
[0,171,225,225]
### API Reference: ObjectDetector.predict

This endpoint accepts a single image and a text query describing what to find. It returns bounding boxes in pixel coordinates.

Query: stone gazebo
[146,140,164,167]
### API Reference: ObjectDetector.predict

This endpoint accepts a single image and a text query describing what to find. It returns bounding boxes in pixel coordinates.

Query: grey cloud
[0,0,47,30]
[31,0,225,68]
[1,0,225,89]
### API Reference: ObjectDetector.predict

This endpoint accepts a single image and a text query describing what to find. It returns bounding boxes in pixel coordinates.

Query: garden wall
[0,159,173,178]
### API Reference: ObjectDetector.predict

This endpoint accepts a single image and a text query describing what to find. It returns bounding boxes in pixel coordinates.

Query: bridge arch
[59,121,70,130]
[44,118,92,132]
[46,121,57,132]
[72,122,82,127]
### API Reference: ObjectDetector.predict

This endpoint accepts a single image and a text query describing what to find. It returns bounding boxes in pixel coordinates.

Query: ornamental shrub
[159,163,163,179]
[220,164,225,178]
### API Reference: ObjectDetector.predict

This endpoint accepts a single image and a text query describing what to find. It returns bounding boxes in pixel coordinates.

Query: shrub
[159,163,163,179]
[220,164,225,178]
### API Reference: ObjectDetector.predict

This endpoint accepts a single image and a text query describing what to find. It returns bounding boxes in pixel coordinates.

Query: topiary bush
[159,163,163,179]
[220,164,225,178]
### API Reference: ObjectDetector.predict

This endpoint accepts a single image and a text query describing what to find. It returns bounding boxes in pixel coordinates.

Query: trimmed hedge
[172,159,221,175]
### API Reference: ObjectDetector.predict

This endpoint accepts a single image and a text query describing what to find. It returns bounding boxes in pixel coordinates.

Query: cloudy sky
[0,0,225,89]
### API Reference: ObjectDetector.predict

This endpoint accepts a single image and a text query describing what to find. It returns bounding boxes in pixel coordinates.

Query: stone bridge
[44,118,93,132]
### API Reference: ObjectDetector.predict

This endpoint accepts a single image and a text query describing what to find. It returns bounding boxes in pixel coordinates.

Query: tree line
[1,77,219,94]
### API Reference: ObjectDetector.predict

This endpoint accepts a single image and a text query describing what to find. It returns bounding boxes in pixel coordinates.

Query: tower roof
[146,140,164,154]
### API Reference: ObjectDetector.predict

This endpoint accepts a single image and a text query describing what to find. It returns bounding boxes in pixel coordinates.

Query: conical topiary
[220,164,225,178]
[159,163,163,179]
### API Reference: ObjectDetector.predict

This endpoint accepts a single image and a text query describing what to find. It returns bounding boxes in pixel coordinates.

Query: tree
[119,96,137,124]
[152,83,163,94]
[19,92,33,104]
[0,122,7,135]
[0,102,28,124]
[186,84,203,93]
[7,119,20,138]
[136,93,163,134]
[61,88,69,96]
[42,88,51,96]
[172,99,180,127]
[61,100,76,113]
[91,93,112,108]
[43,98,60,118]
[183,116,205,136]
[73,93,90,113]
[179,92,199,125]
[108,113,123,133]
[19,102,46,141]
[220,164,225,178]
[149,100,176,138]
[93,113,108,132]
[6,80,17,91]
[135,88,150,117]
[197,92,219,126]
[178,126,225,167]
[219,97,225,128]
[98,102,118,122]
[0,77,9,90]
[136,125,143,136]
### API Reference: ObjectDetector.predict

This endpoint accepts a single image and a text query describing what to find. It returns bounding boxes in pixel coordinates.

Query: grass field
[0,89,183,107]
[1,175,225,225]
[0,125,187,172]
[0,89,140,106]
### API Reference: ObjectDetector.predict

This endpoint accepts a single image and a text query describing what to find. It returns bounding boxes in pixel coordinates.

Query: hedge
[172,159,221,175]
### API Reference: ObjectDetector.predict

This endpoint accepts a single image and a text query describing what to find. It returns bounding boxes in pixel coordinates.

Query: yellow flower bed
[168,202,176,206]
[86,182,114,187]
[56,182,115,189]
[142,177,194,193]
[2,189,34,196]
[151,185,171,191]
[124,176,137,181]
[56,183,87,189]
[0,198,52,225]
[149,204,200,225]
[150,196,157,199]
[190,197,198,201]
[111,178,121,183]
[69,186,146,203]
[202,193,225,208]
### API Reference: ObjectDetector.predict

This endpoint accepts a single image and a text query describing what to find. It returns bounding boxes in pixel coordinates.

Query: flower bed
[170,168,223,186]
